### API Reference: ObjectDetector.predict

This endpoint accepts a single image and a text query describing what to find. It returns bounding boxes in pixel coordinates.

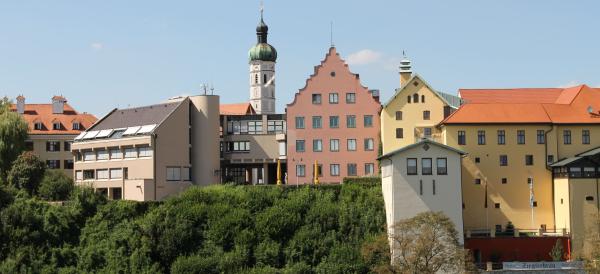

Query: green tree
[549,239,565,261]
[0,97,29,181]
[7,152,46,195]
[389,211,466,274]
[38,169,75,201]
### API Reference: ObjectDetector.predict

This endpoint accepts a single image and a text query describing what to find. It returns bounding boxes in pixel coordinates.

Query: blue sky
[1,1,599,116]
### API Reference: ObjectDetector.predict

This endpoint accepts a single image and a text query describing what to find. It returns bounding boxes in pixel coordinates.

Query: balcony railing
[465,228,570,238]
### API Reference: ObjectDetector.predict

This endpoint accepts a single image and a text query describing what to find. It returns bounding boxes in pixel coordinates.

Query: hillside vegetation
[0,180,388,273]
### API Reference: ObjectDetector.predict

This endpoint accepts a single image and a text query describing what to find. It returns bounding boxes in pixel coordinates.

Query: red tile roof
[10,103,97,135]
[443,85,600,124]
[220,103,256,115]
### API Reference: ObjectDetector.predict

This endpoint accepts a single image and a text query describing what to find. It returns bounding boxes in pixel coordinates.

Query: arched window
[255,74,258,84]
[421,95,425,103]
[263,74,267,84]
[407,96,411,103]
[413,94,419,103]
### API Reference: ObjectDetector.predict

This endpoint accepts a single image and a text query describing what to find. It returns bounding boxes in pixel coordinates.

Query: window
[330,139,339,152]
[248,121,263,134]
[537,130,545,144]
[422,158,432,175]
[72,122,81,130]
[25,141,34,151]
[419,180,423,195]
[346,115,356,128]
[53,122,62,130]
[564,130,571,144]
[421,95,425,103]
[63,141,71,151]
[267,120,285,134]
[395,111,403,120]
[583,129,591,144]
[525,155,534,166]
[312,94,322,104]
[46,160,60,169]
[500,155,508,166]
[167,167,181,181]
[295,117,305,129]
[227,141,250,152]
[296,140,305,152]
[97,149,109,160]
[329,116,339,128]
[64,160,73,169]
[495,203,500,209]
[475,178,481,185]
[34,122,43,130]
[110,168,122,179]
[96,169,109,179]
[296,165,306,177]
[314,164,323,177]
[423,111,430,120]
[396,128,404,139]
[497,130,505,145]
[501,178,507,184]
[330,164,340,176]
[347,139,357,151]
[437,158,447,175]
[263,74,267,84]
[477,130,486,145]
[83,170,94,180]
[517,130,525,144]
[312,116,322,129]
[75,170,83,180]
[313,139,323,152]
[407,96,411,103]
[46,141,60,152]
[432,179,436,195]
[364,138,374,151]
[475,157,480,163]
[138,147,152,157]
[407,158,417,175]
[364,115,373,127]
[111,188,122,200]
[83,151,95,161]
[254,74,258,84]
[347,163,357,176]
[413,94,419,103]
[547,155,554,164]
[110,148,122,159]
[424,128,432,138]
[458,131,466,145]
[329,93,339,104]
[182,167,191,181]
[124,148,137,158]
[365,163,375,175]
[346,93,356,103]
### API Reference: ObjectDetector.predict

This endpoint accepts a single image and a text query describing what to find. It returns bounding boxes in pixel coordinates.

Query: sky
[1,1,599,117]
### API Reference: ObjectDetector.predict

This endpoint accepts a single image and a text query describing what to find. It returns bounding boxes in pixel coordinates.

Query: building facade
[11,95,97,177]
[380,139,466,245]
[286,47,381,184]
[380,59,461,154]
[71,95,220,201]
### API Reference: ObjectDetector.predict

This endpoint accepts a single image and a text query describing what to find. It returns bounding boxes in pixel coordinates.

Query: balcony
[414,127,443,143]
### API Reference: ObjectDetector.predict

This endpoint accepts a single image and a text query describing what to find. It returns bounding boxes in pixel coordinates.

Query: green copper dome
[249,43,277,62]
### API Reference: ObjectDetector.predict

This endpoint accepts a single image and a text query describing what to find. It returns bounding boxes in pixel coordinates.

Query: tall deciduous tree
[0,97,28,181]
[389,211,468,274]
[38,169,75,201]
[7,152,46,195]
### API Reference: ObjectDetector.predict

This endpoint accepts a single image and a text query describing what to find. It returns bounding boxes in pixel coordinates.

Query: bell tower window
[255,74,258,84]
[263,74,267,84]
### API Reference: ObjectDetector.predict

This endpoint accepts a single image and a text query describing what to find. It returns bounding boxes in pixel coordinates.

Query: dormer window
[34,122,43,130]
[53,122,62,130]
[72,122,81,130]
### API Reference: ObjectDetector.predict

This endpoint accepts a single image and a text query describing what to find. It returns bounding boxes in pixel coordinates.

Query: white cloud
[557,80,580,88]
[346,49,382,65]
[90,42,104,51]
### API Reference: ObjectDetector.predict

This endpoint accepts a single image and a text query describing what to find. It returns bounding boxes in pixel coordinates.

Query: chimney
[368,89,380,103]
[52,95,66,114]
[16,95,25,114]
[399,57,412,87]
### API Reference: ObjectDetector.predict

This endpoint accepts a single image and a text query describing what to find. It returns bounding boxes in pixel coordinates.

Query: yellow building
[380,58,461,154]
[440,85,600,251]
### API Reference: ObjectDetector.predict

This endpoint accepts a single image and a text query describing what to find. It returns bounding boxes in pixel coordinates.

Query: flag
[529,177,534,208]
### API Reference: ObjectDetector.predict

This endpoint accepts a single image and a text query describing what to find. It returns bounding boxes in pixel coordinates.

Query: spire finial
[330,21,334,47]
[260,0,264,21]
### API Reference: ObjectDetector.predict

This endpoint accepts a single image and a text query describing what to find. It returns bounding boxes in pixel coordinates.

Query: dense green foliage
[0,182,388,273]
[0,97,29,181]
[7,152,46,195]
[38,170,75,201]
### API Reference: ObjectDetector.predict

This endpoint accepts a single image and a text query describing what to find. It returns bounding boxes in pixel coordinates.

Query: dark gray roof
[90,101,182,131]
[378,139,466,160]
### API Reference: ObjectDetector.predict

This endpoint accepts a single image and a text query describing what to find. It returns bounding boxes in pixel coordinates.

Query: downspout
[153,133,157,201]
[544,125,556,231]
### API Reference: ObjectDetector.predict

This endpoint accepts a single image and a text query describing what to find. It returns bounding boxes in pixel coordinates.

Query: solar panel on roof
[83,131,100,139]
[137,124,157,134]
[74,132,86,140]
[96,129,113,138]
[122,126,141,136]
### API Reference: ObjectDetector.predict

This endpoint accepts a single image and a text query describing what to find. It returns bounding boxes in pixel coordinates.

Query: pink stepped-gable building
[286,47,381,184]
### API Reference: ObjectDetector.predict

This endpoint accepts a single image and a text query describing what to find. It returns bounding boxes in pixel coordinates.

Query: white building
[379,139,466,244]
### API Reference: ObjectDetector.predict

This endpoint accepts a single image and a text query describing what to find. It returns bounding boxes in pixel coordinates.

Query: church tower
[248,7,277,114]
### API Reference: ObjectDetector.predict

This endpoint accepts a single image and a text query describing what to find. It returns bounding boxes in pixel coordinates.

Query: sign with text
[503,261,583,270]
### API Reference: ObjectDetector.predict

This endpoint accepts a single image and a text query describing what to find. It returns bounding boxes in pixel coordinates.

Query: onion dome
[248,15,277,62]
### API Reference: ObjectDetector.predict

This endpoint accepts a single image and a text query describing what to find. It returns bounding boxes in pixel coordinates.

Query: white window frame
[167,167,181,181]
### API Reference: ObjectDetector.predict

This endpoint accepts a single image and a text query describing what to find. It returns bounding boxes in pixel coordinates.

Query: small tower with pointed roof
[399,52,412,87]
[248,4,277,114]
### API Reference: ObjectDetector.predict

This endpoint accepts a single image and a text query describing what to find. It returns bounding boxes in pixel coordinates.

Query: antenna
[330,21,334,47]
[210,83,215,95]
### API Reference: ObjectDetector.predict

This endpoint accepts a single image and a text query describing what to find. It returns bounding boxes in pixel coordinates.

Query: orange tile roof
[10,103,97,135]
[443,85,600,124]
[220,103,256,115]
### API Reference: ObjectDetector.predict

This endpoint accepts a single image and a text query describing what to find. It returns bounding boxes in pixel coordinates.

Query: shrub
[38,170,74,201]
[6,152,46,195]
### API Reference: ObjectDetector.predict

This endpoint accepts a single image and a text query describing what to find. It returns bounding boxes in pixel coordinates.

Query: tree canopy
[0,97,28,182]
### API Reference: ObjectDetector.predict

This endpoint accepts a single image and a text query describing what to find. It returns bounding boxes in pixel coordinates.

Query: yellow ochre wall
[567,178,600,254]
